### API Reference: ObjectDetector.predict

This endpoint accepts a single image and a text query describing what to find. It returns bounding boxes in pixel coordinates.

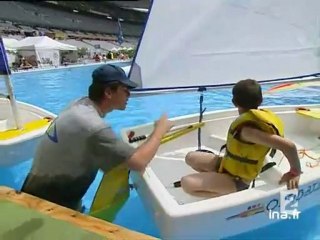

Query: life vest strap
[250,161,277,188]
[219,144,227,153]
[225,149,259,165]
[260,161,276,173]
[269,148,276,158]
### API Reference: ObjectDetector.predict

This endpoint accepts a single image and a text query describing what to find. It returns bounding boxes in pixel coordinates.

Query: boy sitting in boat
[180,79,302,197]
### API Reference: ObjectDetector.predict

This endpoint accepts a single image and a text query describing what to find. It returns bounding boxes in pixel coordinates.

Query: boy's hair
[88,82,120,102]
[232,79,262,109]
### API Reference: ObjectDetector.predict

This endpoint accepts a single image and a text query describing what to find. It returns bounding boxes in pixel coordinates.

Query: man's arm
[127,114,173,171]
[90,114,173,173]
[126,126,167,171]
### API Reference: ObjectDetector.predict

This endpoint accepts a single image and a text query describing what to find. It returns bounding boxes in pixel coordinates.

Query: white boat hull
[0,99,56,166]
[121,104,320,239]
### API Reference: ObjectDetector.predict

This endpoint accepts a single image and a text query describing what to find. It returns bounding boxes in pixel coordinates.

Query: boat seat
[208,134,227,150]
[0,118,52,140]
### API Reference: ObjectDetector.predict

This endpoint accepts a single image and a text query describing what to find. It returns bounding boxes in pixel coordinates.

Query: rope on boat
[277,145,320,168]
[299,148,320,168]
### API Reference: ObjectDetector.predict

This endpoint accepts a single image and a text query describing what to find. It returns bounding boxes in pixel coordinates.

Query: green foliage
[6,50,17,55]
[112,48,136,59]
[77,47,88,58]
[127,48,135,58]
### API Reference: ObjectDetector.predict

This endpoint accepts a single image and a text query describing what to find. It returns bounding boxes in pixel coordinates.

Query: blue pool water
[1,63,320,239]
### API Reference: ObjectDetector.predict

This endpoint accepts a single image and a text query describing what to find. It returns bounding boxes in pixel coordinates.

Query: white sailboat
[0,38,56,166]
[117,0,320,239]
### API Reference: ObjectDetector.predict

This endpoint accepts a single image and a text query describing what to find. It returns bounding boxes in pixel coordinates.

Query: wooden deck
[0,186,157,240]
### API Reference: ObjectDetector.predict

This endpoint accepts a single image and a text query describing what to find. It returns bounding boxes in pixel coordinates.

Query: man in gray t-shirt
[21,64,173,211]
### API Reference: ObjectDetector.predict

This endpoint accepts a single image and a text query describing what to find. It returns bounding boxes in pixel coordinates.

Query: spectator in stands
[118,53,125,60]
[94,53,101,62]
[107,51,114,60]
[102,54,107,62]
[61,56,69,66]
[28,55,38,67]
[20,57,33,70]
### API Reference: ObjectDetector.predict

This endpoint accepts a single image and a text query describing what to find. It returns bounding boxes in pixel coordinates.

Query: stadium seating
[0,2,143,37]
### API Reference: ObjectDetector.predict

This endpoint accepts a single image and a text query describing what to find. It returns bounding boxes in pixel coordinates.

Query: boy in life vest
[181,79,302,197]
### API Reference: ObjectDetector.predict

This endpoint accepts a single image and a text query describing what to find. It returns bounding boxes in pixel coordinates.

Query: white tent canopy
[2,38,19,51]
[15,36,77,51]
[15,36,77,67]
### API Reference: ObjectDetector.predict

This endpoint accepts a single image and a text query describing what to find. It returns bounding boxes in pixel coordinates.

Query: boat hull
[0,99,56,166]
[121,104,320,239]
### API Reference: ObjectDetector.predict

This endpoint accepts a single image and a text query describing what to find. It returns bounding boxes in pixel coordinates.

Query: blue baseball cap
[92,64,137,89]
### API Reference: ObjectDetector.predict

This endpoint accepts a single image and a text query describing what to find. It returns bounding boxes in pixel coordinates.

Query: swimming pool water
[1,63,320,239]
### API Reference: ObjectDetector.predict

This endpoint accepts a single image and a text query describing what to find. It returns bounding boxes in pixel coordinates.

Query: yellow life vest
[218,109,284,182]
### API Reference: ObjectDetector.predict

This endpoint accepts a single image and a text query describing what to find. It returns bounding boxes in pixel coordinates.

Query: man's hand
[154,113,174,136]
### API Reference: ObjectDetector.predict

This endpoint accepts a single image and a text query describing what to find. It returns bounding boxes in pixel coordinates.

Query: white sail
[130,0,320,91]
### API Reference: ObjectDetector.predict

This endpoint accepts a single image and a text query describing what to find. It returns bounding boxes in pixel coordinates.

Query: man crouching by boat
[21,64,173,212]
[180,79,302,197]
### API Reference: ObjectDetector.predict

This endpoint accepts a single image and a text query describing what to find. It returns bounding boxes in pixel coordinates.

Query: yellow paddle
[296,107,320,119]
[129,122,205,144]
[160,122,205,144]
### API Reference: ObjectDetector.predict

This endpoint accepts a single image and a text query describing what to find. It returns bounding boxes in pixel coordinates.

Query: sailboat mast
[0,38,22,129]
[197,87,206,150]
[3,76,22,129]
